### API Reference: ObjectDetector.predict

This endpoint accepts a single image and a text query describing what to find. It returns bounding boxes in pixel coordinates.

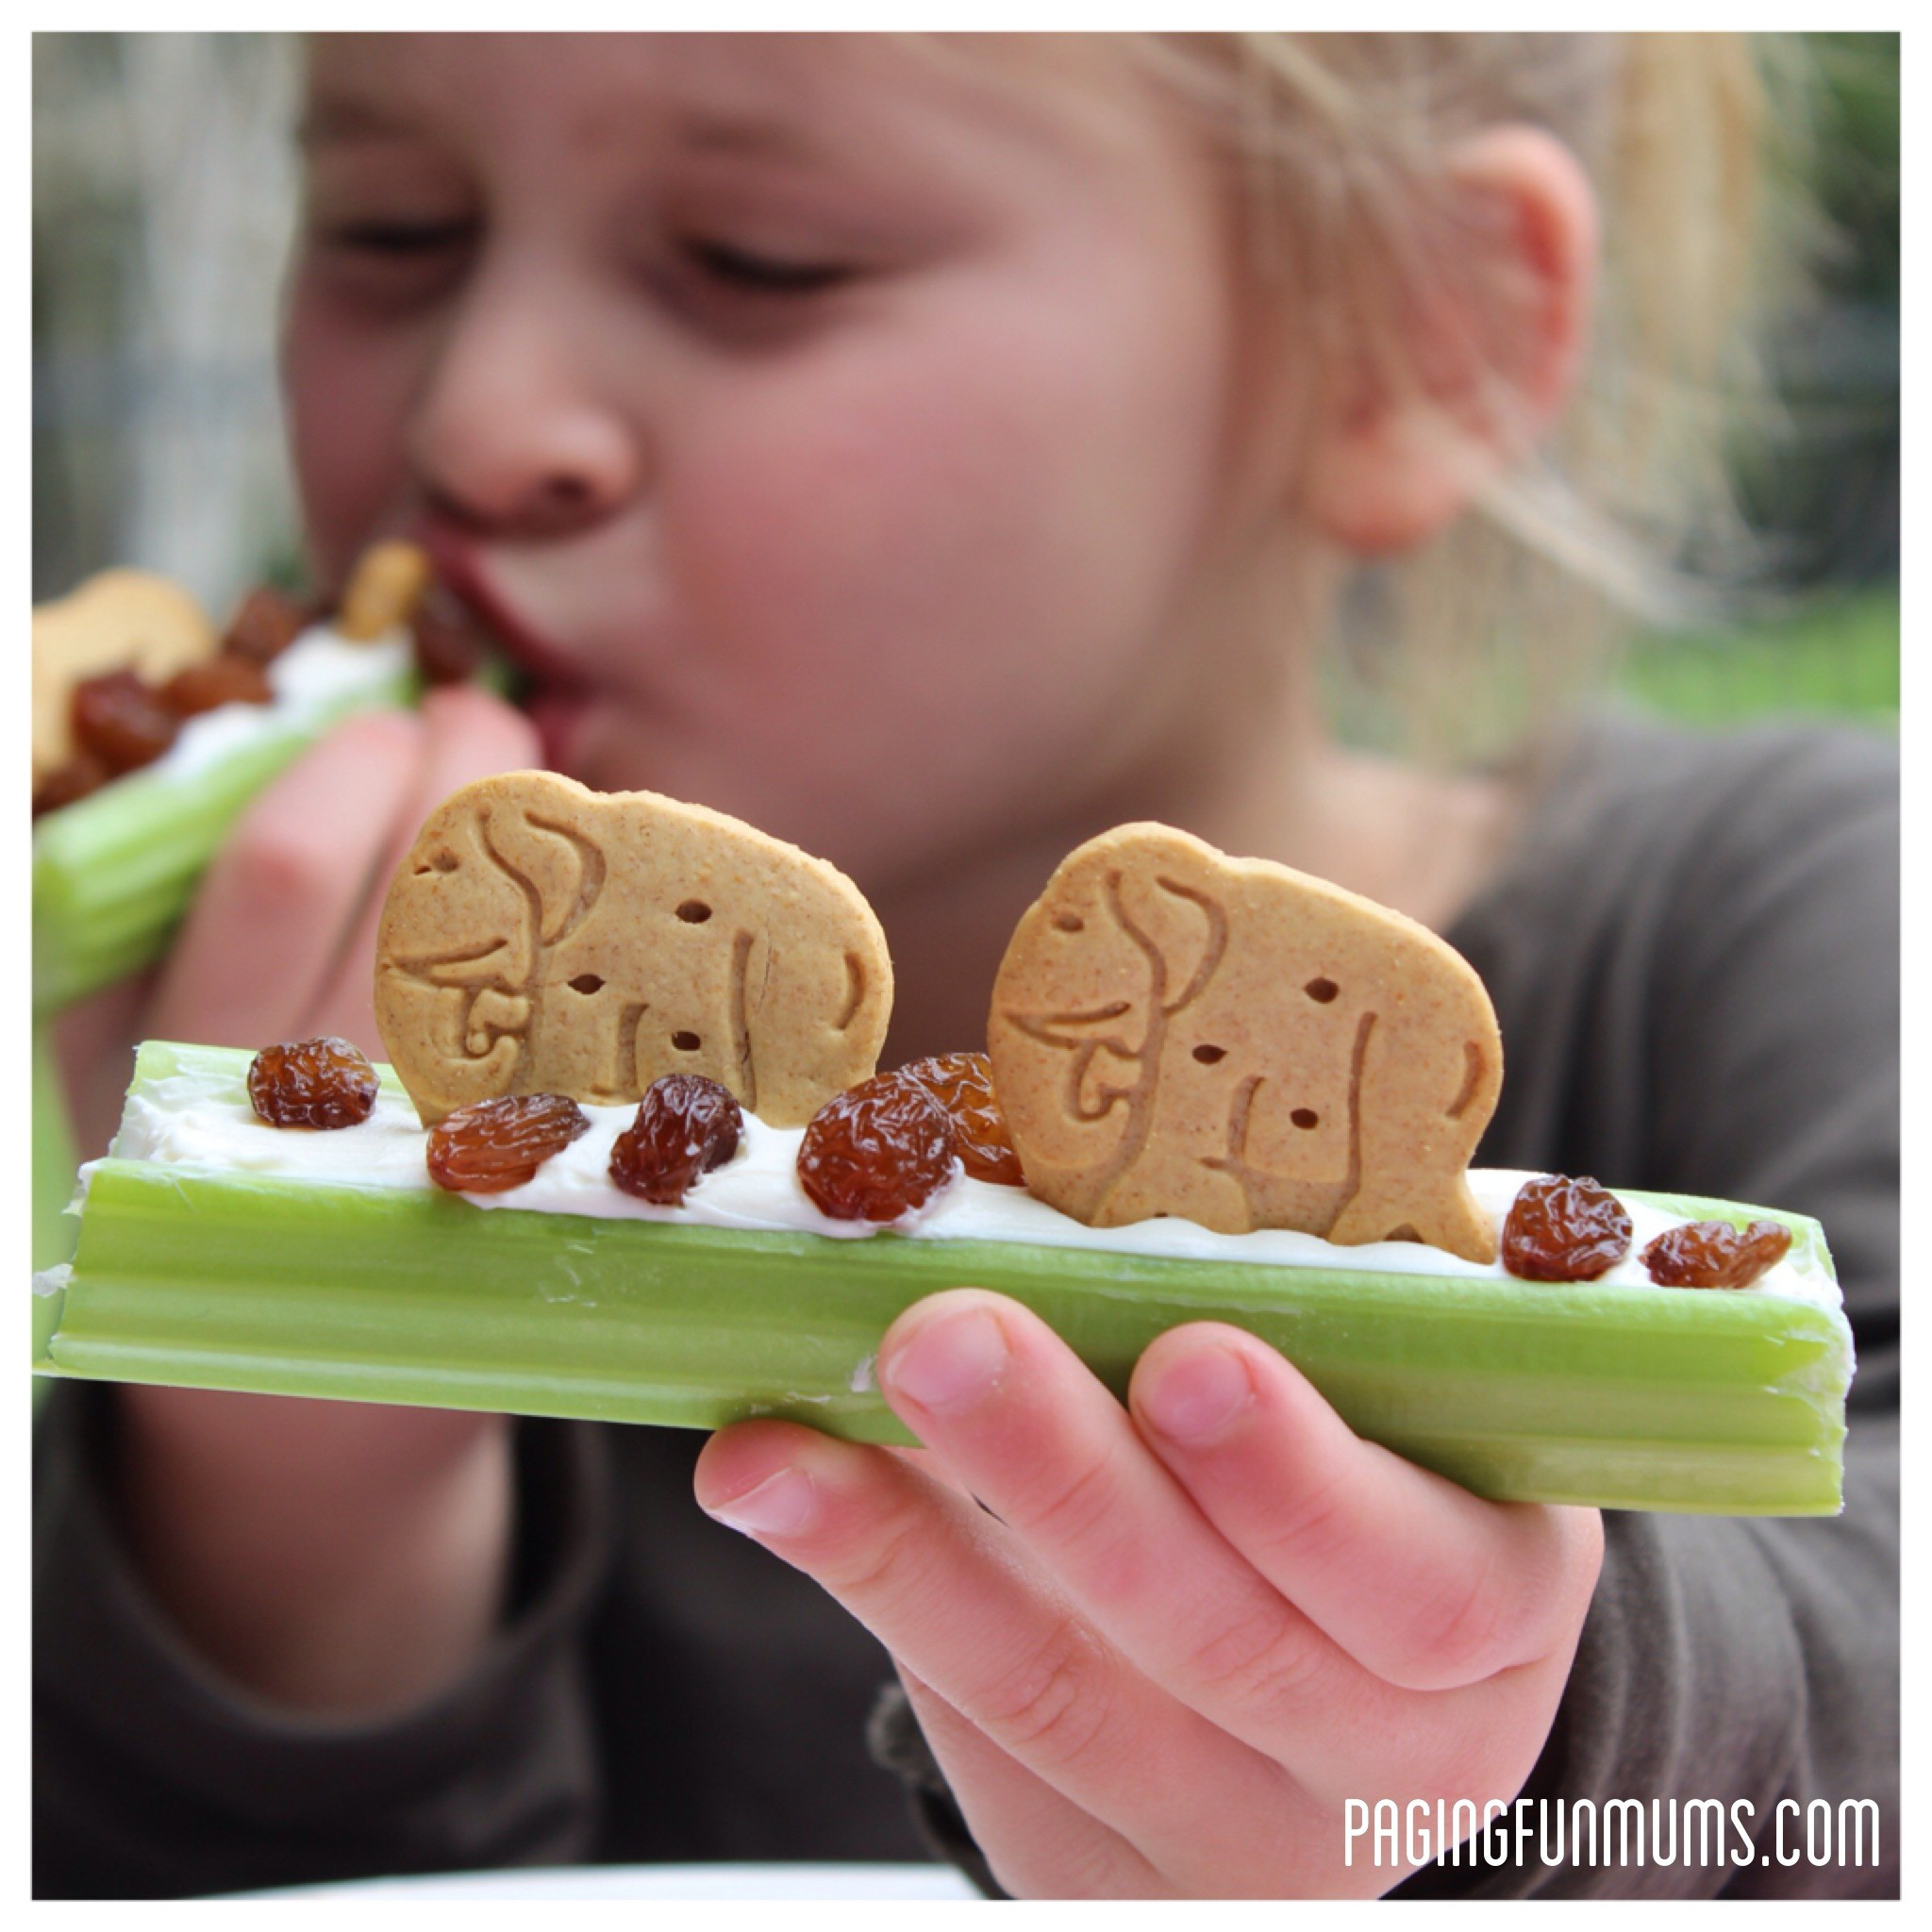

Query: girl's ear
[1301,125,1598,558]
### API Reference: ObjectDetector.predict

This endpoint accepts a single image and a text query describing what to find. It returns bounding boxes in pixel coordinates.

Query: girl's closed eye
[324,215,481,257]
[678,235,855,295]
[648,225,874,345]
[302,194,481,313]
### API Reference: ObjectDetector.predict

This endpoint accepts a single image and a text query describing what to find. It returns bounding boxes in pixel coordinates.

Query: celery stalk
[32,1019,76,1275]
[32,663,416,1014]
[32,1020,77,1403]
[35,1043,1854,1516]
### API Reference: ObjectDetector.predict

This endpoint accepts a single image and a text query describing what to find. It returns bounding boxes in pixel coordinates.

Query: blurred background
[32,31,1898,724]
[35,34,302,612]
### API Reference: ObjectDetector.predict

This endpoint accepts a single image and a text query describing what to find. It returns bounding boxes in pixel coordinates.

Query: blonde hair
[1134,33,1815,766]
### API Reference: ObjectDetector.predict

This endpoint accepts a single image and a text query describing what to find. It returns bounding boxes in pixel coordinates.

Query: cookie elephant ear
[375,789,542,1124]
[990,824,1241,1224]
[1108,846,1230,1023]
[473,792,608,947]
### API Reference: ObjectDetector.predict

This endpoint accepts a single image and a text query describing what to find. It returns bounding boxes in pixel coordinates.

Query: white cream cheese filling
[99,1064,1840,1311]
[114,626,411,787]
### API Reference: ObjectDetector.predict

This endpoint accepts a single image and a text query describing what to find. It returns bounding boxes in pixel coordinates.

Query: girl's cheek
[680,343,1057,622]
[674,323,1213,719]
[282,282,425,585]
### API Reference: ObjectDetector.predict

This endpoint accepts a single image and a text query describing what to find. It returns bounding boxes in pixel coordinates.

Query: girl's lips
[413,525,591,700]
[525,686,592,770]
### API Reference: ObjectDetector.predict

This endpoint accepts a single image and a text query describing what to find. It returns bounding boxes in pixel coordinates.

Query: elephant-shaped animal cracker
[988,824,1503,1263]
[375,773,892,1127]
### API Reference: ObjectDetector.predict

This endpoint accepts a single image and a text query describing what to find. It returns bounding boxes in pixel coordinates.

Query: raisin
[1501,1174,1633,1281]
[32,752,108,818]
[428,1092,590,1192]
[70,670,180,776]
[158,655,275,717]
[248,1037,379,1130]
[899,1051,1026,1186]
[1641,1218,1792,1290]
[609,1074,743,1205]
[410,585,490,686]
[223,585,308,665]
[798,1071,957,1222]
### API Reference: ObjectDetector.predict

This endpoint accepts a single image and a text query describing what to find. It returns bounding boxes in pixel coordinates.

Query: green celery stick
[35,1042,1854,1516]
[32,1018,77,1276]
[32,1019,78,1406]
[32,658,417,1015]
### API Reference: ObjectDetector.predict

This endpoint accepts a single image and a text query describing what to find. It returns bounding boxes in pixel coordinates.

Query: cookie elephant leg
[1095,1158,1255,1234]
[1327,1178,1496,1265]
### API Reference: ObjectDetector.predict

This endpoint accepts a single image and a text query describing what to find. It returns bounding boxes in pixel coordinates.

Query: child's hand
[148,682,539,1070]
[55,684,537,1157]
[66,683,541,1716]
[695,1288,1603,1898]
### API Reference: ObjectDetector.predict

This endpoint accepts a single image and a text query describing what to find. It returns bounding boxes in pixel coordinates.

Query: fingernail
[883,1306,1009,1414]
[1141,1345,1253,1445]
[707,1467,817,1538]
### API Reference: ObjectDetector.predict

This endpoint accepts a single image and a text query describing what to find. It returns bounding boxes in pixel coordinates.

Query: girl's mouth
[523,685,593,769]
[413,525,594,765]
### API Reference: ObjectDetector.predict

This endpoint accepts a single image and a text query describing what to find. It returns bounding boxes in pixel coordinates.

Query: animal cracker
[336,539,434,641]
[375,772,892,1127]
[33,571,217,781]
[988,823,1503,1262]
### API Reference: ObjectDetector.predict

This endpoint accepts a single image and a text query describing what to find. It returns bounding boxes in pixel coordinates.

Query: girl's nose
[406,284,644,540]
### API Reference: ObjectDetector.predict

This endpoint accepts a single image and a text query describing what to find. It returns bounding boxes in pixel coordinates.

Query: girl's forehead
[301,34,1161,172]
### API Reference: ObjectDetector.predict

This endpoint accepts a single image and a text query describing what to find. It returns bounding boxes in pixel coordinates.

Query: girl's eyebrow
[643,93,891,189]
[675,108,832,165]
[296,91,841,174]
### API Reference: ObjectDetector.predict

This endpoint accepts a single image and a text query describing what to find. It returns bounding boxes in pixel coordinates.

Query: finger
[306,685,541,1042]
[692,1419,1310,1871]
[1130,1324,1604,1690]
[891,1667,1168,1899]
[149,708,425,1051]
[869,1290,1384,1766]
[882,1442,977,1500]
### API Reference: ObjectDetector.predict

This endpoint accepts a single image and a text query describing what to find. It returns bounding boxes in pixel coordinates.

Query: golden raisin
[427,1093,590,1193]
[158,656,275,717]
[248,1038,379,1130]
[798,1071,957,1222]
[1642,1219,1792,1290]
[1501,1174,1633,1282]
[223,585,308,665]
[899,1051,1025,1186]
[609,1074,743,1205]
[71,670,179,775]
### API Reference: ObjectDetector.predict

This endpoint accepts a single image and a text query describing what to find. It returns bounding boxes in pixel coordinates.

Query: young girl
[36,34,1897,1899]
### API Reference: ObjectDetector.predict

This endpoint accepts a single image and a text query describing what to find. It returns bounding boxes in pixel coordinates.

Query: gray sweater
[34,715,1898,1898]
